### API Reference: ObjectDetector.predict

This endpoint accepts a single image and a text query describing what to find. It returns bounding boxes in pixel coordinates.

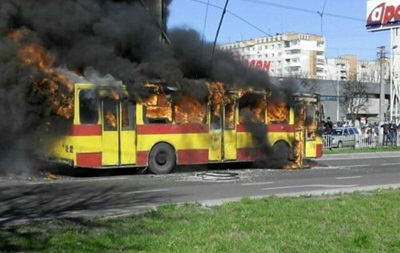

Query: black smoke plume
[0,0,303,174]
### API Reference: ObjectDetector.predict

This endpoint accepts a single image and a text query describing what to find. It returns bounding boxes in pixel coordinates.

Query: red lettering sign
[232,53,271,72]
[367,1,400,30]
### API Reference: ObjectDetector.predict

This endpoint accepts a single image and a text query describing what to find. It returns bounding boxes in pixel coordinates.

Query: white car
[330,127,361,148]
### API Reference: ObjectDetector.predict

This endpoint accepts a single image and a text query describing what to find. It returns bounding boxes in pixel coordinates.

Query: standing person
[324,117,333,135]
[381,123,389,145]
[389,122,397,145]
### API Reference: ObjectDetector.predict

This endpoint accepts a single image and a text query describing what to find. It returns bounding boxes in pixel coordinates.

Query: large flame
[175,95,207,124]
[11,29,74,119]
[267,102,289,123]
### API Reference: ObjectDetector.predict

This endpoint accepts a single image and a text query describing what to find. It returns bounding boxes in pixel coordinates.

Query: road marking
[335,176,362,179]
[381,162,400,166]
[110,189,169,195]
[241,182,274,186]
[349,164,370,168]
[262,184,358,191]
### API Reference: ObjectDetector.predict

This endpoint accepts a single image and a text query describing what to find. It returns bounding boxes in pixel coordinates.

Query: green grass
[1,189,400,253]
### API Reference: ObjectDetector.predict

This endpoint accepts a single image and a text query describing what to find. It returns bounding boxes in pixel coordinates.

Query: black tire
[270,141,290,169]
[148,143,176,174]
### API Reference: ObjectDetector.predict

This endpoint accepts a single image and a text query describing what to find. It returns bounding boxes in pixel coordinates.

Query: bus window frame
[78,89,100,125]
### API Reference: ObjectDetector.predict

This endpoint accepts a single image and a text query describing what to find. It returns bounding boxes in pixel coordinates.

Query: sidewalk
[317,150,400,161]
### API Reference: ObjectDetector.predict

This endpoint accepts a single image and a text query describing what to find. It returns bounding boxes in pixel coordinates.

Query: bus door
[209,108,222,161]
[223,103,237,160]
[102,99,119,166]
[102,99,136,166]
[120,100,136,165]
[303,100,319,158]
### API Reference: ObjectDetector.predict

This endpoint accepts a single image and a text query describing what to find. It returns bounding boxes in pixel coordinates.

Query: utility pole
[378,45,386,123]
[377,45,386,145]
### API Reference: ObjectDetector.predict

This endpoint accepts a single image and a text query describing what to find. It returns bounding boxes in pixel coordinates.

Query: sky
[167,0,392,61]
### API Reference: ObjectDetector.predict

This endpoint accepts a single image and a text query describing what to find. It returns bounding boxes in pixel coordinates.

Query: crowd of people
[322,117,400,146]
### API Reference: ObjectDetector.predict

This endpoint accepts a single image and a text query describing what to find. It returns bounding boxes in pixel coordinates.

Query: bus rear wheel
[148,143,176,174]
[271,141,290,169]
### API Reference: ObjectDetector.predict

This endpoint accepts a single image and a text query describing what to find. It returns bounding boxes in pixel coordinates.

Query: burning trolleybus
[43,81,323,174]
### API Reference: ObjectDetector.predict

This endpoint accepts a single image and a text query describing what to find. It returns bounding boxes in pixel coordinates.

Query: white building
[219,32,326,79]
[325,55,389,82]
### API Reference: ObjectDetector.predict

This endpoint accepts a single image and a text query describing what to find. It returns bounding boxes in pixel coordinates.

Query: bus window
[122,101,135,130]
[239,94,266,123]
[225,103,235,130]
[79,90,99,124]
[266,102,289,124]
[103,100,118,131]
[305,104,316,126]
[143,94,172,124]
[211,105,221,130]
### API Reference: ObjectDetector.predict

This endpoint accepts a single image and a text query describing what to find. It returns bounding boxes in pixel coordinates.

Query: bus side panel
[236,125,257,161]
[74,135,102,167]
[209,129,222,161]
[120,130,136,164]
[45,124,103,168]
[306,135,323,158]
[223,129,237,160]
[136,124,209,166]
[44,135,75,165]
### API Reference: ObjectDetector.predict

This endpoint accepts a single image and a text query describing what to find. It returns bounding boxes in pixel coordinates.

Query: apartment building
[325,55,389,82]
[219,32,326,79]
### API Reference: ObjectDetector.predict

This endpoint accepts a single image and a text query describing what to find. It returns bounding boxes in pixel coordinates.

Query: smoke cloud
[0,0,304,174]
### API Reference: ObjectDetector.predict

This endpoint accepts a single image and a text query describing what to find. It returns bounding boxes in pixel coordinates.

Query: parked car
[330,127,361,148]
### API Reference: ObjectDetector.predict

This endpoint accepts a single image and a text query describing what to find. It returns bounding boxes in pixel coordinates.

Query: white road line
[240,182,274,186]
[262,184,358,191]
[335,176,362,180]
[381,162,400,166]
[349,164,370,168]
[110,189,169,195]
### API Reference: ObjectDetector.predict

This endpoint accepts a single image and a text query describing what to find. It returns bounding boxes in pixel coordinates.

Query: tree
[340,80,369,124]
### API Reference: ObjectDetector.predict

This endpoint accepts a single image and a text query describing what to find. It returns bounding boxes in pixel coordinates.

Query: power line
[209,0,230,75]
[239,0,364,22]
[318,0,328,35]
[187,0,384,83]
[190,0,272,36]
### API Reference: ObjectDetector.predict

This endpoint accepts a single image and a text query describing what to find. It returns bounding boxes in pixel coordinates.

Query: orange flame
[267,102,289,123]
[174,95,206,124]
[105,111,117,128]
[10,29,74,119]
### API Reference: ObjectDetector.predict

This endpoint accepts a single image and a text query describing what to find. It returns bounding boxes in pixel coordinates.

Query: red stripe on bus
[68,125,102,136]
[177,149,208,164]
[237,148,264,161]
[137,124,209,135]
[76,152,102,168]
[137,151,149,167]
[316,144,323,158]
[236,124,294,133]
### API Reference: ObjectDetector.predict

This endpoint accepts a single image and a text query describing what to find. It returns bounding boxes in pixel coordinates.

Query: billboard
[366,0,400,31]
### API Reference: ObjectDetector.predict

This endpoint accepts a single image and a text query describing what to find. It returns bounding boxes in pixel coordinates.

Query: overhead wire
[208,0,230,75]
[187,0,383,83]
[239,0,364,22]
[318,0,328,36]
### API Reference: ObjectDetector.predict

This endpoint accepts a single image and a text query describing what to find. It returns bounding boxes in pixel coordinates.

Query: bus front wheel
[148,143,176,174]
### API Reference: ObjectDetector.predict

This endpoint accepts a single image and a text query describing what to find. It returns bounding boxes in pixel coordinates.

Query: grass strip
[1,189,400,253]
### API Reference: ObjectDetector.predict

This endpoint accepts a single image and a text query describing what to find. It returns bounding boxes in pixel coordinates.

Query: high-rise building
[219,32,326,79]
[325,55,389,83]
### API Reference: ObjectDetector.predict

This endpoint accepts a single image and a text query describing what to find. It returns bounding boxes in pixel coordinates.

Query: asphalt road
[1,151,400,226]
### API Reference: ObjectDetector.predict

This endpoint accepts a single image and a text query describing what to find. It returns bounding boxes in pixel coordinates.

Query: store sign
[367,0,400,31]
[243,59,271,72]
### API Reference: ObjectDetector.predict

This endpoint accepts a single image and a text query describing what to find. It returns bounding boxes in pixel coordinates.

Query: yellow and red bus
[42,81,323,174]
